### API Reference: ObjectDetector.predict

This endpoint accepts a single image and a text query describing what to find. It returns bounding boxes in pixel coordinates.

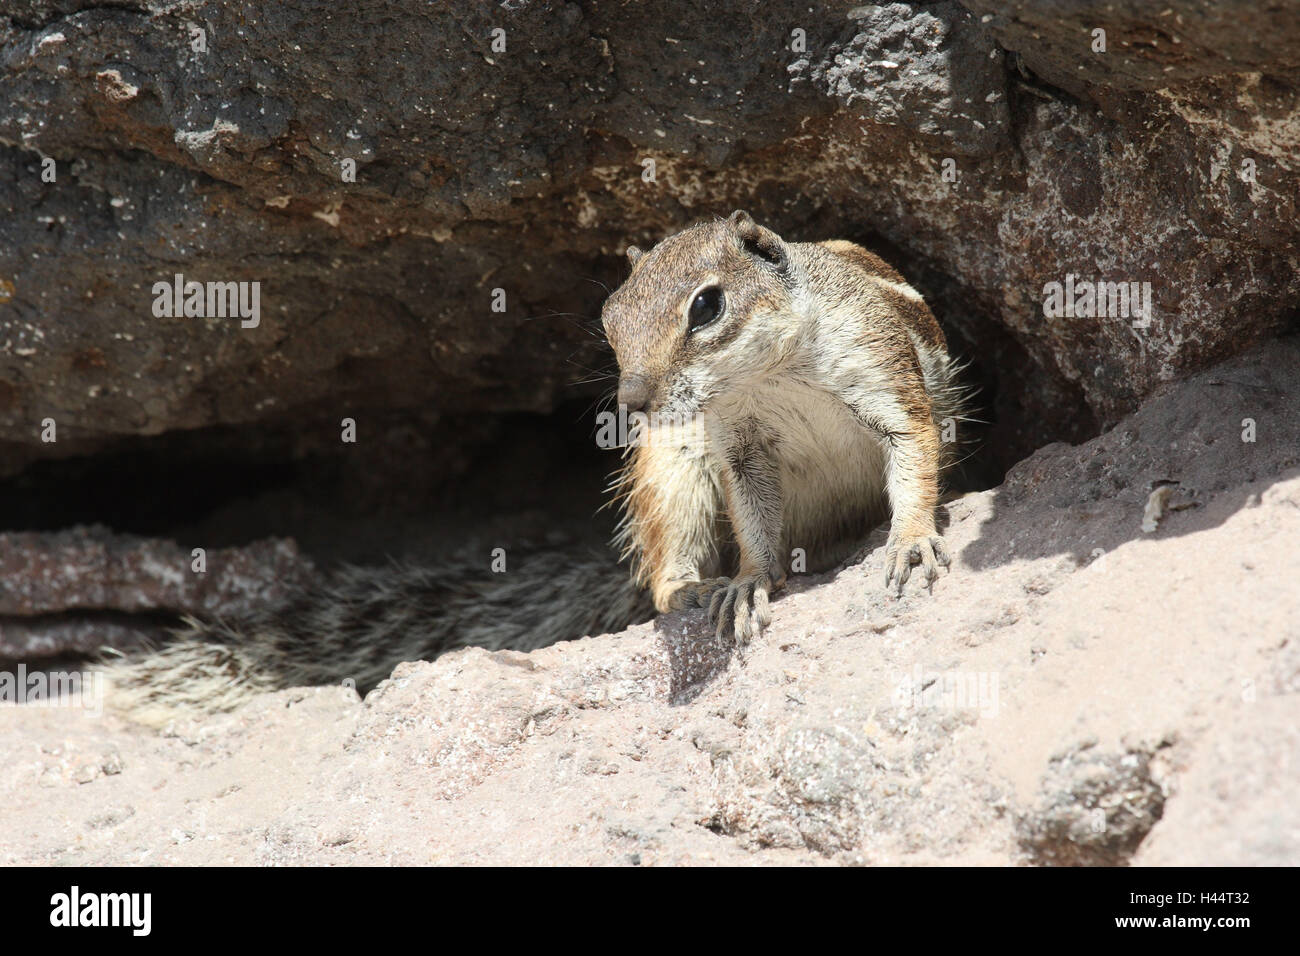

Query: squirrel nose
[618,374,652,414]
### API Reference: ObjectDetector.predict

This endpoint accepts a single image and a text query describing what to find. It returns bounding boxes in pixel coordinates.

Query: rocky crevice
[0,0,1297,865]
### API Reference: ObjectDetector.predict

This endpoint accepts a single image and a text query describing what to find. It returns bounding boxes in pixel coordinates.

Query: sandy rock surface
[2,340,1296,866]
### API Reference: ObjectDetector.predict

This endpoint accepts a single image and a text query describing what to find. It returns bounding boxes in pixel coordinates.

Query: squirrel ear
[729,210,787,270]
[625,245,643,266]
[728,209,756,230]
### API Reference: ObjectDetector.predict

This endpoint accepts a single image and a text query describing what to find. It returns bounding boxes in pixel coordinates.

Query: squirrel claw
[704,573,773,642]
[665,577,731,611]
[884,534,950,595]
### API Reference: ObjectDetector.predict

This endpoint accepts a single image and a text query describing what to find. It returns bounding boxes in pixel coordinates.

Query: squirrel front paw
[884,532,950,595]
[704,573,774,643]
[664,577,732,612]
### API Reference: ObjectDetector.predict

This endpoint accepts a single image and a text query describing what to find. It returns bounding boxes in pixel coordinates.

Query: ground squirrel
[105,211,966,723]
[607,210,965,640]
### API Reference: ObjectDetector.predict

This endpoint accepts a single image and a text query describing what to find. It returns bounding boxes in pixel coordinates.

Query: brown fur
[605,212,968,639]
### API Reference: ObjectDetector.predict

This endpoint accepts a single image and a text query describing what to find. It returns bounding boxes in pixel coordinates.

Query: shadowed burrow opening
[0,322,1077,553]
[0,246,1091,551]
[0,395,622,669]
[0,396,618,563]
[0,249,1099,673]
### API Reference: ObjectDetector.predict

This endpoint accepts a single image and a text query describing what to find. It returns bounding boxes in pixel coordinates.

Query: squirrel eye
[687,286,724,332]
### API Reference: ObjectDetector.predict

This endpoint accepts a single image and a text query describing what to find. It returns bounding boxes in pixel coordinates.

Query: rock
[963,1,1300,96]
[795,2,1012,155]
[1,0,1296,479]
[0,527,314,660]
[1,338,1295,864]
[0,615,168,662]
[0,526,313,617]
[1134,699,1300,866]
[1016,741,1168,866]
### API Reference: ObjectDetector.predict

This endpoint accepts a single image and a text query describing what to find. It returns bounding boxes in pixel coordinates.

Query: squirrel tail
[103,549,653,727]
[921,348,980,471]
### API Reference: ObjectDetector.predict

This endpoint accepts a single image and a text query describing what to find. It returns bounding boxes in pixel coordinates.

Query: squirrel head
[602,210,799,419]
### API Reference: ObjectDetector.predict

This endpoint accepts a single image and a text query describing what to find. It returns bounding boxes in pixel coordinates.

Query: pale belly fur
[709,377,891,573]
